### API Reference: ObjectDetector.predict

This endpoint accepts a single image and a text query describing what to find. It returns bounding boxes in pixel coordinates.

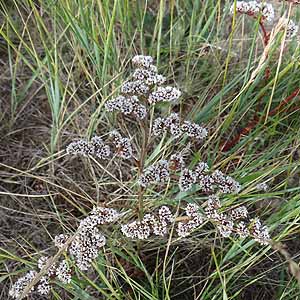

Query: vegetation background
[0,0,300,299]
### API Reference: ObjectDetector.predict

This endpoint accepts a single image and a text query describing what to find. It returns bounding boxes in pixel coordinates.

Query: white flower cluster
[177,203,203,237]
[132,55,154,68]
[138,160,170,187]
[105,95,147,119]
[152,113,181,137]
[210,170,241,194]
[256,182,268,192]
[205,195,270,243]
[230,1,274,23]
[105,55,172,120]
[121,80,150,95]
[9,207,121,298]
[66,136,111,159]
[36,276,50,295]
[133,66,166,86]
[55,260,71,284]
[181,120,208,140]
[8,257,71,298]
[250,218,270,245]
[9,270,37,299]
[152,113,207,141]
[69,207,120,270]
[204,195,239,238]
[285,18,299,38]
[148,86,181,104]
[54,234,69,249]
[121,206,174,239]
[179,168,197,192]
[168,153,185,171]
[179,164,241,194]
[109,130,133,159]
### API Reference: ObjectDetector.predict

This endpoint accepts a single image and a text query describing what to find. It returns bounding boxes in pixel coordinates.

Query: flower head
[148,86,181,104]
[9,270,37,299]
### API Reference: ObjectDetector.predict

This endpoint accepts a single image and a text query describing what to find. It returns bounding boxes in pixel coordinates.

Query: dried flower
[236,221,250,238]
[229,206,248,220]
[211,170,241,194]
[69,226,106,271]
[66,139,93,156]
[158,206,174,223]
[66,137,111,159]
[285,19,299,38]
[194,161,209,178]
[204,195,221,219]
[133,66,166,86]
[9,270,37,299]
[198,174,215,193]
[37,256,49,270]
[68,207,119,271]
[217,219,234,238]
[152,117,166,136]
[177,203,203,237]
[105,95,147,120]
[152,113,181,138]
[148,86,181,104]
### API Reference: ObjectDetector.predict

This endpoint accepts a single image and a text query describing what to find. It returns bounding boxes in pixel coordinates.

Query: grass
[1,0,300,299]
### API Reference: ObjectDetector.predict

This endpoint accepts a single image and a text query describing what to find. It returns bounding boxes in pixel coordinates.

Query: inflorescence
[104,54,181,122]
[9,207,121,299]
[11,54,272,299]
[121,206,174,239]
[177,195,270,245]
[230,1,275,22]
[179,166,241,194]
[66,131,133,160]
[152,113,208,141]
[230,1,299,39]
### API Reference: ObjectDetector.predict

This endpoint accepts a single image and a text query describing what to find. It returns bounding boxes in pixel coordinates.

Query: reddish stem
[221,88,300,151]
[259,21,271,79]
[259,21,270,47]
